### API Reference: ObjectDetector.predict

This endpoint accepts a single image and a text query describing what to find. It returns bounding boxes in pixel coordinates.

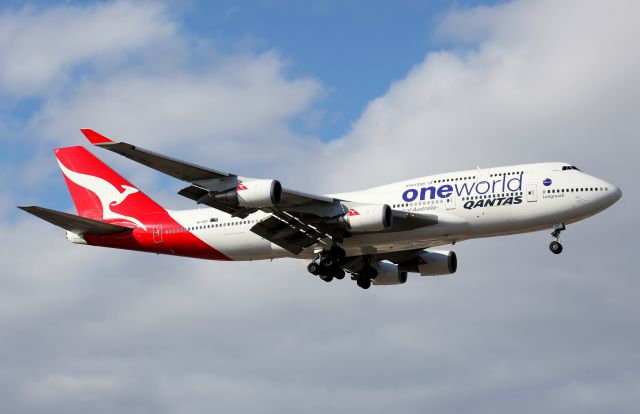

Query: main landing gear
[352,265,376,290]
[307,245,347,282]
[549,224,566,254]
[307,247,379,290]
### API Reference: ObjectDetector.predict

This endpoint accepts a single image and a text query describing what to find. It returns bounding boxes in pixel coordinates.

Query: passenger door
[526,184,538,202]
[152,225,163,243]
[446,195,456,210]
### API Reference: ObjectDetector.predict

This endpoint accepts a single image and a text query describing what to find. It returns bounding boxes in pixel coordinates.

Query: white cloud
[32,51,322,176]
[0,1,176,96]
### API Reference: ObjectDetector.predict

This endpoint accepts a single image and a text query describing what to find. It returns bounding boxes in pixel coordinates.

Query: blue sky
[181,0,501,140]
[0,2,638,413]
[1,0,500,140]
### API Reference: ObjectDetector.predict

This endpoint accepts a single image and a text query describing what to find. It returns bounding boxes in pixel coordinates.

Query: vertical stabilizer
[54,146,165,230]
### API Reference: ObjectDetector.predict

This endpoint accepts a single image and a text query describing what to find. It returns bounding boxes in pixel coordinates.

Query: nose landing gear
[549,224,566,254]
[549,240,563,254]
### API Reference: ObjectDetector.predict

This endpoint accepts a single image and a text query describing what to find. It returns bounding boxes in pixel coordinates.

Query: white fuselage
[165,162,621,261]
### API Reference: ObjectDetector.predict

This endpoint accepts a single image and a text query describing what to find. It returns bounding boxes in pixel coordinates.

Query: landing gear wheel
[356,277,372,290]
[307,262,320,275]
[310,245,347,281]
[360,265,378,280]
[320,274,334,282]
[332,268,345,280]
[549,241,563,254]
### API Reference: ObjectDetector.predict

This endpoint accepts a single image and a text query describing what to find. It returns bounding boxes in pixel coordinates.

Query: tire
[356,277,371,289]
[307,262,320,275]
[360,265,378,280]
[320,274,333,282]
[332,268,345,280]
[549,241,563,254]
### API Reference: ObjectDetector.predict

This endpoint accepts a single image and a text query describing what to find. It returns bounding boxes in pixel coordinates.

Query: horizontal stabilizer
[18,206,133,235]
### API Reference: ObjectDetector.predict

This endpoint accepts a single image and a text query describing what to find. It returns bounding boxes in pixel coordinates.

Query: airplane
[20,129,622,289]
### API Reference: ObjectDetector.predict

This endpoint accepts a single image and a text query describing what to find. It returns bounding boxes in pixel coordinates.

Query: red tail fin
[55,146,165,230]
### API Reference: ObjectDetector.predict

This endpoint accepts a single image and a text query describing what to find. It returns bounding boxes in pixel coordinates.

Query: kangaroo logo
[57,160,147,230]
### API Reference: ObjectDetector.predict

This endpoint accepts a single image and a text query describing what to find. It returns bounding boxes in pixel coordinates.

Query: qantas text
[463,195,523,210]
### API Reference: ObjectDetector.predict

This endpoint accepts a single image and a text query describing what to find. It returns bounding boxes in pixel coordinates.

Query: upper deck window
[562,165,581,171]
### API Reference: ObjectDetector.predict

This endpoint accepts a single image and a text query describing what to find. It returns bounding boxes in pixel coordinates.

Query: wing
[81,129,437,254]
[81,129,338,209]
[19,206,133,235]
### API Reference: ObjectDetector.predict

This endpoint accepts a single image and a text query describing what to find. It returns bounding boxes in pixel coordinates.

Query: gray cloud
[1,1,639,413]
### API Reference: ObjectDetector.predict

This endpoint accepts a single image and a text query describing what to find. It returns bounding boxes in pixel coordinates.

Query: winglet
[80,128,113,145]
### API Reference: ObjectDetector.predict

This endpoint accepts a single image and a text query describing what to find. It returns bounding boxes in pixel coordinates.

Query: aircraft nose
[603,182,622,206]
[612,186,622,202]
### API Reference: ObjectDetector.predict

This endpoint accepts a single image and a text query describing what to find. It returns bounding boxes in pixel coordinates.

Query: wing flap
[251,214,327,254]
[19,206,133,235]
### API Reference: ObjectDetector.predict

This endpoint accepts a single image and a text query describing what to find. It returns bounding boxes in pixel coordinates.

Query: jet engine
[399,249,457,276]
[338,204,393,232]
[370,261,408,285]
[213,179,282,208]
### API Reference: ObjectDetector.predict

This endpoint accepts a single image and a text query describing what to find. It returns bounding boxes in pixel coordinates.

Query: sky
[1,1,639,413]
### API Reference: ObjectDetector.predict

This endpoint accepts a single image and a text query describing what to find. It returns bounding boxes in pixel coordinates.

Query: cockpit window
[562,165,581,171]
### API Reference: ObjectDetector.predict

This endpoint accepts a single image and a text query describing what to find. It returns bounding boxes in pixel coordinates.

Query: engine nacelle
[400,249,457,276]
[371,261,408,285]
[66,231,87,245]
[339,204,393,232]
[214,179,282,208]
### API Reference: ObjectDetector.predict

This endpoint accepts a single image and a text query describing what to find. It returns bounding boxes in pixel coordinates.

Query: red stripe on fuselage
[83,212,231,261]
[55,147,230,260]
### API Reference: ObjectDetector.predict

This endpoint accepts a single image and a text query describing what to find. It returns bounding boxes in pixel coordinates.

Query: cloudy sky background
[1,1,638,413]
